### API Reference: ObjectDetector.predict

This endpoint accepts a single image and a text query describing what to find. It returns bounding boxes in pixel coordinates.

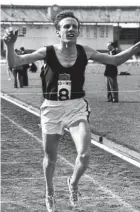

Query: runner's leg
[69,120,91,187]
[42,133,61,196]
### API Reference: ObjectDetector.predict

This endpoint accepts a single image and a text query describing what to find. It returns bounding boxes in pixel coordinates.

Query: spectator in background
[20,47,29,86]
[104,42,119,103]
[12,49,24,88]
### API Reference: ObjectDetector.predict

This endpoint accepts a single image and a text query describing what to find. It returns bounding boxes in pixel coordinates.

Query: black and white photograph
[1,0,140,211]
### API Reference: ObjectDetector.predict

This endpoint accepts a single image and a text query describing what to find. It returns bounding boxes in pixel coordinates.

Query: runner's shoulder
[32,46,46,59]
[82,45,98,60]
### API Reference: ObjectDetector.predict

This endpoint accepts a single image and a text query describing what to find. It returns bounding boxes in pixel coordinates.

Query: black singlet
[41,44,88,100]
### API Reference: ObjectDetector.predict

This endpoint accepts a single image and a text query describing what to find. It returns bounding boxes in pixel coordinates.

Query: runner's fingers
[6,28,10,33]
[6,27,14,33]
[5,28,18,37]
[4,31,11,38]
[3,34,11,41]
[3,36,13,44]
[3,29,18,42]
[3,34,8,40]
[9,26,13,31]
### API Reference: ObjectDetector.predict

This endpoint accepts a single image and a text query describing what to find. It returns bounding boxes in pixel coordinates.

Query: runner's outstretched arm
[84,42,140,66]
[3,27,46,68]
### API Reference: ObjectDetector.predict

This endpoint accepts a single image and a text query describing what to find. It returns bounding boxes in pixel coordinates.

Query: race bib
[57,74,71,100]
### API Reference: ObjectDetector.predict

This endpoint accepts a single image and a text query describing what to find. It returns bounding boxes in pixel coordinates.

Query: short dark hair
[54,10,80,30]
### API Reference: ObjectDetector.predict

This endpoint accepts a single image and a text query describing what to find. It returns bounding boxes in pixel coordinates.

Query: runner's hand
[3,27,18,45]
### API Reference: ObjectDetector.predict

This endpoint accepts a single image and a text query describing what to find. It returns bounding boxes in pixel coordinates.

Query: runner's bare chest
[54,47,77,68]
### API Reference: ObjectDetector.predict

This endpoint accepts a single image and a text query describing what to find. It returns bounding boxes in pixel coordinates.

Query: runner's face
[57,17,79,43]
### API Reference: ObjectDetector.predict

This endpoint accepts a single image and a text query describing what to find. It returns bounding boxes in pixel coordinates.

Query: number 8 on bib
[57,80,71,100]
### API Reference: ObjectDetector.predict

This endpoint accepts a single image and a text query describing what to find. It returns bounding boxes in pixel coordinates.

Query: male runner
[3,10,140,212]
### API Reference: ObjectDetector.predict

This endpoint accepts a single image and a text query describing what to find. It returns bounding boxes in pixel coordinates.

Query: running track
[1,98,140,212]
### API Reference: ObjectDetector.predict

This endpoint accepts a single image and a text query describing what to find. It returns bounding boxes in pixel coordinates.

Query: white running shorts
[40,98,90,135]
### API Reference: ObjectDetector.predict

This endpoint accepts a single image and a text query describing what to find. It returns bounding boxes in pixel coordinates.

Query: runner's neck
[55,43,77,55]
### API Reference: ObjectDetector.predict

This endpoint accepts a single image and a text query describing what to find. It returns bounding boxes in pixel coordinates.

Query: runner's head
[54,10,80,43]
[54,10,80,30]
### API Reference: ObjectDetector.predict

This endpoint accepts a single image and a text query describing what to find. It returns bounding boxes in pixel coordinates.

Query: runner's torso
[41,44,88,100]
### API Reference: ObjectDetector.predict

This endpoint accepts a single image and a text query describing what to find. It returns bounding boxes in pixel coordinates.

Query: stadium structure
[1,4,140,56]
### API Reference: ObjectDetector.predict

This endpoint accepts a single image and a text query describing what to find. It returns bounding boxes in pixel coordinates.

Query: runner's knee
[43,155,56,168]
[77,152,90,167]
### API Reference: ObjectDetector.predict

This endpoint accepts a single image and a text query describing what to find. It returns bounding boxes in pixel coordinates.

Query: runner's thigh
[42,133,61,159]
[69,120,91,154]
